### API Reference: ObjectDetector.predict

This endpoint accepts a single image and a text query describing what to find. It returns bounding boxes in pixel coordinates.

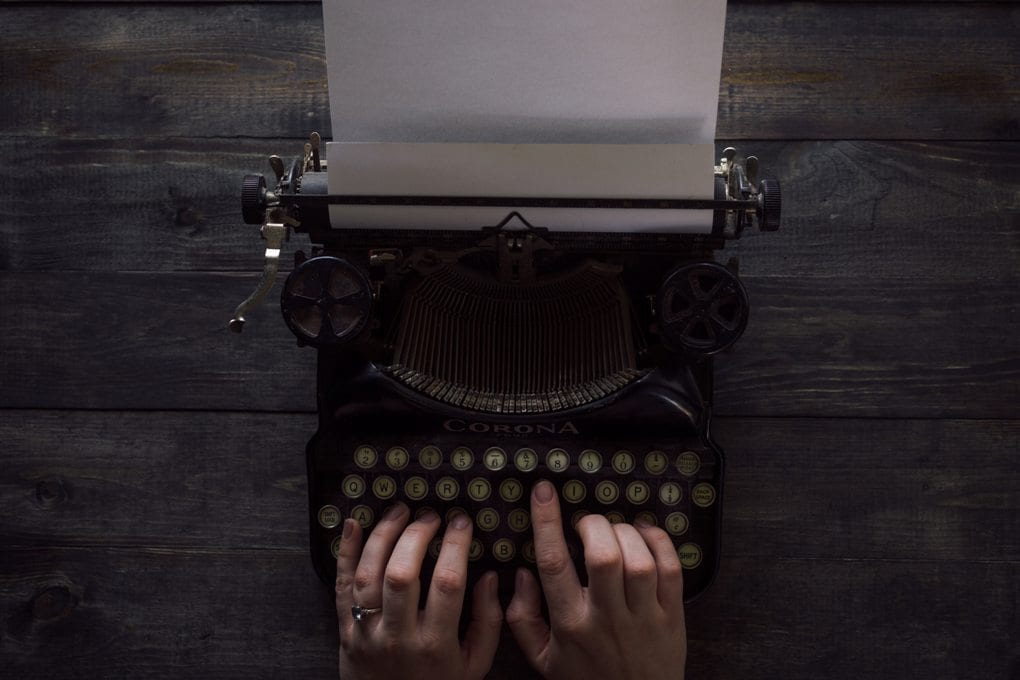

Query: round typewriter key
[483,447,507,471]
[571,510,590,527]
[644,450,669,474]
[492,539,515,562]
[508,508,530,532]
[499,478,524,502]
[404,476,429,501]
[354,445,378,469]
[429,537,442,559]
[578,449,603,473]
[692,483,717,507]
[418,445,443,470]
[546,448,570,473]
[595,480,620,504]
[606,511,625,524]
[476,508,500,532]
[351,504,374,528]
[611,450,636,474]
[317,504,341,529]
[522,540,536,563]
[677,542,703,569]
[451,447,474,472]
[626,480,651,504]
[658,482,683,506]
[635,511,657,527]
[467,478,492,502]
[372,475,396,500]
[469,539,484,561]
[385,446,410,470]
[341,474,366,499]
[677,451,701,476]
[562,479,587,503]
[435,476,460,501]
[514,448,538,472]
[665,512,689,535]
[331,536,342,559]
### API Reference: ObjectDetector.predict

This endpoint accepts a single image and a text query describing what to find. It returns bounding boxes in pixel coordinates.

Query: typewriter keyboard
[310,439,721,599]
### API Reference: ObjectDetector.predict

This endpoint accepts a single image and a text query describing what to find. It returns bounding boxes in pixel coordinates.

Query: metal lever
[229,212,295,332]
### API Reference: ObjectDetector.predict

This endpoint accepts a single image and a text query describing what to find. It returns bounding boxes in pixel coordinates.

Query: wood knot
[31,585,77,622]
[34,478,67,508]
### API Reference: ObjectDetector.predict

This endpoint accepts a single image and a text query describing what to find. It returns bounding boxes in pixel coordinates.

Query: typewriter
[230,135,780,602]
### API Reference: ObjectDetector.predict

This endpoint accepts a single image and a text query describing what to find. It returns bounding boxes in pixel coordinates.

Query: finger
[335,518,363,637]
[422,511,473,634]
[506,567,551,667]
[354,503,410,612]
[575,514,626,612]
[612,523,659,613]
[462,571,504,679]
[381,509,441,633]
[530,480,583,623]
[635,522,685,613]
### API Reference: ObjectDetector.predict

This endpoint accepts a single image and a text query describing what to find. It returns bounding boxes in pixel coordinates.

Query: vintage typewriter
[230,136,779,602]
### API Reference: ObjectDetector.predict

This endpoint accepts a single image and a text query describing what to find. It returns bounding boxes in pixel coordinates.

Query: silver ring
[351,605,382,622]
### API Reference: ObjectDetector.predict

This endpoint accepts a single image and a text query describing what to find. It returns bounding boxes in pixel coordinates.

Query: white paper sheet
[321,0,728,232]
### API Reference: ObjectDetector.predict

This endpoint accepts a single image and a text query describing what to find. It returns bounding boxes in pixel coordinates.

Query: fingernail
[450,512,471,530]
[534,480,554,503]
[635,517,653,528]
[342,518,354,539]
[383,503,405,520]
[419,510,439,523]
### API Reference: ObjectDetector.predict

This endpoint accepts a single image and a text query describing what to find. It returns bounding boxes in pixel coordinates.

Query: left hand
[334,503,503,680]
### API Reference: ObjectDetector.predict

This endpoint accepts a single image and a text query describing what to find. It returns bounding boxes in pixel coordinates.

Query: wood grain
[1,411,1016,562]
[0,4,1016,140]
[2,138,1017,279]
[1,272,1015,417]
[0,548,1014,680]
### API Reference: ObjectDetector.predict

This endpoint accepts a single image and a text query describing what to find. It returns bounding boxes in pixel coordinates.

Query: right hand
[506,480,687,680]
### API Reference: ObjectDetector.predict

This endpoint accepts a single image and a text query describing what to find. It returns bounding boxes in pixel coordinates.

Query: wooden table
[0,1,1017,678]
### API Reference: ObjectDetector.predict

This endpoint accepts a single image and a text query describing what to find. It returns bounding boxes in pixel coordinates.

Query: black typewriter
[230,134,780,602]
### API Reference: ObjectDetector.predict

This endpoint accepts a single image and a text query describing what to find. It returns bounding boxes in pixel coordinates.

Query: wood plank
[0,548,1014,680]
[0,4,1017,140]
[0,272,1015,416]
[2,139,1017,279]
[1,412,1016,563]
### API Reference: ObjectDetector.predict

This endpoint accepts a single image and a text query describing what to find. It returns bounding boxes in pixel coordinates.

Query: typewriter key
[606,511,625,524]
[342,474,366,499]
[451,447,474,472]
[635,511,657,527]
[492,539,515,562]
[318,505,341,529]
[499,478,524,502]
[658,482,683,506]
[435,477,460,501]
[467,478,492,502]
[562,480,587,503]
[353,446,378,469]
[611,450,636,474]
[578,449,603,473]
[385,447,410,470]
[469,539,484,561]
[692,483,717,507]
[372,475,396,500]
[514,448,538,472]
[418,445,443,470]
[676,451,701,476]
[522,541,536,563]
[546,448,570,472]
[644,450,669,474]
[677,543,703,569]
[665,512,689,535]
[404,476,428,501]
[595,480,620,504]
[351,505,374,529]
[476,508,500,532]
[483,447,507,471]
[330,537,342,559]
[626,481,651,504]
[508,509,530,532]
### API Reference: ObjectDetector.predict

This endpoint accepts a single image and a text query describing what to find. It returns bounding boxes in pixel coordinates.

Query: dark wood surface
[1,1,1017,679]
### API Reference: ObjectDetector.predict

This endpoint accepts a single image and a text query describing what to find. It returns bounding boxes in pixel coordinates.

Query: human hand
[506,480,687,680]
[334,504,503,680]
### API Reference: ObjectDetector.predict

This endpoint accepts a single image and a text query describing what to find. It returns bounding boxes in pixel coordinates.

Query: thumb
[506,567,550,667]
